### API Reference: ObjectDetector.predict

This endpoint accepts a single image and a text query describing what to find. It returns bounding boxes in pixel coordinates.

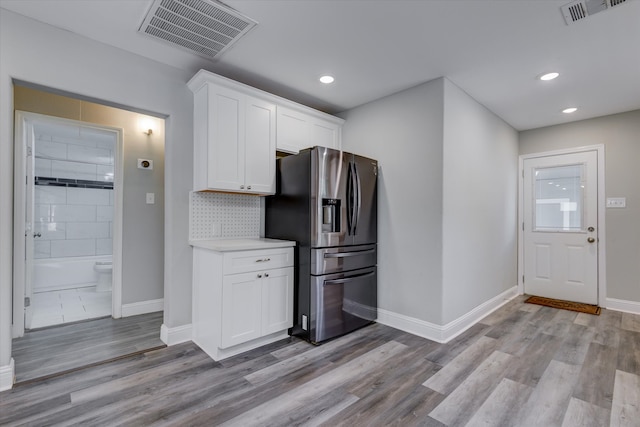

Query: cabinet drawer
[223,247,293,275]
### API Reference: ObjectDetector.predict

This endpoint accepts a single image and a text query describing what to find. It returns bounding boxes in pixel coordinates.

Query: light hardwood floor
[1,296,639,426]
[11,311,165,383]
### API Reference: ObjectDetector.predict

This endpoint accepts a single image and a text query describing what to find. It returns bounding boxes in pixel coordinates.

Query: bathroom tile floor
[30,286,112,329]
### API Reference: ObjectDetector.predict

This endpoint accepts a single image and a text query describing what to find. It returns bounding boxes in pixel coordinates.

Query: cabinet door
[276,107,309,154]
[261,267,294,335]
[221,271,262,348]
[244,96,276,194]
[208,87,245,192]
[309,119,341,150]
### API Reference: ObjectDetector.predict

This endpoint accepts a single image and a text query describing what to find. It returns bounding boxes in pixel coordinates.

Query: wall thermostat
[137,159,153,170]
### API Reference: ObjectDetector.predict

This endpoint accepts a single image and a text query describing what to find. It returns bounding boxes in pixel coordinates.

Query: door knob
[587,226,595,232]
[587,237,595,243]
[33,232,42,238]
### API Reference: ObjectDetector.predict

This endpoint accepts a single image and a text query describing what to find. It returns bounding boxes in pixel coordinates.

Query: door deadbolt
[587,226,595,232]
[587,237,595,243]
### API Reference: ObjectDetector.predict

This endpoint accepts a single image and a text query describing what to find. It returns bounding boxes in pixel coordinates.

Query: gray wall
[441,79,518,323]
[0,9,194,373]
[340,79,445,324]
[520,110,640,303]
[340,78,519,326]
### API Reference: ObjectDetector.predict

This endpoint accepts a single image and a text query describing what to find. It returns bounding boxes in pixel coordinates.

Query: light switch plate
[146,193,155,204]
[606,197,626,208]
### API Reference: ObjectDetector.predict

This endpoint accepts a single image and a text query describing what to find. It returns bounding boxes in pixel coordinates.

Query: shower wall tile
[96,238,113,255]
[51,159,97,181]
[96,165,114,182]
[96,206,113,222]
[67,187,110,205]
[51,239,96,258]
[35,158,52,177]
[67,145,113,165]
[34,222,66,240]
[35,186,67,205]
[50,204,96,222]
[34,241,51,259]
[34,204,51,222]
[66,222,110,239]
[37,140,67,160]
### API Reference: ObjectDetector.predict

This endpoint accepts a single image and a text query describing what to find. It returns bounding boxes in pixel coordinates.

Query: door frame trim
[12,111,124,337]
[518,144,606,307]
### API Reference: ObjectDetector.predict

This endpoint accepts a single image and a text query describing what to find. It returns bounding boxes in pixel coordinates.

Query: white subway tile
[66,222,110,239]
[96,164,115,182]
[52,135,93,148]
[35,158,52,177]
[67,145,113,165]
[96,206,113,222]
[34,222,66,240]
[67,187,110,205]
[34,204,51,223]
[35,140,67,160]
[50,239,96,258]
[34,240,51,259]
[50,204,96,222]
[51,160,97,181]
[96,238,113,255]
[35,186,66,205]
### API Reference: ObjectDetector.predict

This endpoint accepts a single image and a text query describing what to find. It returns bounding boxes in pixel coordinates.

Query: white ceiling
[1,0,639,130]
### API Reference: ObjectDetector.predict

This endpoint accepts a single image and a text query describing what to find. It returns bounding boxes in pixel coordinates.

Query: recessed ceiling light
[319,75,335,84]
[562,107,578,114]
[540,72,559,81]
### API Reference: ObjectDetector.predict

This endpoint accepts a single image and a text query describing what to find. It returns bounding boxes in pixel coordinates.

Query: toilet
[94,261,113,292]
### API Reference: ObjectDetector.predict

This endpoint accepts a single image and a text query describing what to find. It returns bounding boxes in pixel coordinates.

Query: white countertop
[190,238,296,252]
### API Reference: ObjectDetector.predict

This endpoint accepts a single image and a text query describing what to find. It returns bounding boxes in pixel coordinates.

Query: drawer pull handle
[255,258,271,263]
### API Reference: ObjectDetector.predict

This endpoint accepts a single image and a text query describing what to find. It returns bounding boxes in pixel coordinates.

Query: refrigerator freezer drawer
[310,266,377,343]
[310,244,377,276]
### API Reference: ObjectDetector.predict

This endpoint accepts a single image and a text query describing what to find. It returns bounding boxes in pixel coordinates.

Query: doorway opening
[13,112,124,332]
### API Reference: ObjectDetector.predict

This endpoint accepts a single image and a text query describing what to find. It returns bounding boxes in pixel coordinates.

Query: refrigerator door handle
[324,271,376,285]
[324,248,376,258]
[353,162,362,235]
[347,162,357,236]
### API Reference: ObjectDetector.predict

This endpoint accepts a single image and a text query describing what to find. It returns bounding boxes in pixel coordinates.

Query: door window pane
[534,164,584,231]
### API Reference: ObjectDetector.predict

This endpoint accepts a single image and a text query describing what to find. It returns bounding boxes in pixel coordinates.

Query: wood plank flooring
[1,296,639,426]
[11,311,165,383]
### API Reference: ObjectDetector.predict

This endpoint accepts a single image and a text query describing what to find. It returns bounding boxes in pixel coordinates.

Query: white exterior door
[523,151,599,304]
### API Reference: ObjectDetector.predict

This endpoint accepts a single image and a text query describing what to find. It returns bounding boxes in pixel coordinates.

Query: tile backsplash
[190,191,261,240]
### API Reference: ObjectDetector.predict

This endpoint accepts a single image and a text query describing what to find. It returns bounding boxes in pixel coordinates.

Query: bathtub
[33,255,112,293]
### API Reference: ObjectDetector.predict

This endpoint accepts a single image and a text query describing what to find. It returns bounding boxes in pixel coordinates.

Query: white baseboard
[377,286,518,343]
[0,358,15,391]
[121,298,164,317]
[606,297,640,315]
[161,323,192,346]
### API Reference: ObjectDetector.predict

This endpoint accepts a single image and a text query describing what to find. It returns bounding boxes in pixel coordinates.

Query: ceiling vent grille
[139,0,257,60]
[561,0,628,25]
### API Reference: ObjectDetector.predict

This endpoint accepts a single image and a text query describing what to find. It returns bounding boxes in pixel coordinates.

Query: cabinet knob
[240,185,245,189]
[247,185,252,190]
[257,274,262,278]
[264,273,269,277]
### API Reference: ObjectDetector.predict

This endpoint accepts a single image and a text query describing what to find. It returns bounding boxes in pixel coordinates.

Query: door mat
[525,295,601,315]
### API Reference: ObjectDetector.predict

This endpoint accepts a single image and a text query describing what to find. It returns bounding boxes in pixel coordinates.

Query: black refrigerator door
[351,154,378,246]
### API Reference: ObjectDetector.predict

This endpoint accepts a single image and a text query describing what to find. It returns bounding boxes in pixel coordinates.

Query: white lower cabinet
[193,245,294,361]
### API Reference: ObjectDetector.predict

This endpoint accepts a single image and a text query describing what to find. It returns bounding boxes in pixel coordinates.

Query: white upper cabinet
[190,77,276,195]
[276,105,343,154]
[188,71,344,194]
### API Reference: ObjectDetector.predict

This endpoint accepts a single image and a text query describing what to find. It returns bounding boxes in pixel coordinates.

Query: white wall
[0,9,194,382]
[520,110,640,304]
[441,79,518,324]
[340,79,445,324]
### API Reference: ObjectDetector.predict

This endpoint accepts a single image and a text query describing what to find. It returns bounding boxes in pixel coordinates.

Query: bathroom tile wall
[34,127,115,259]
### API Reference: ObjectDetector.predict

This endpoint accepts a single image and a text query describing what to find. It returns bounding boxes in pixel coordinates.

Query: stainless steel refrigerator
[265,146,377,343]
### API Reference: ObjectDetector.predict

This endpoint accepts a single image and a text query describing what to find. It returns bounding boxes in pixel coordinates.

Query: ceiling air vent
[138,0,257,60]
[561,0,628,25]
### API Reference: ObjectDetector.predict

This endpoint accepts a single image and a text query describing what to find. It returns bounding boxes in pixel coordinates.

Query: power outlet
[606,197,626,208]
[212,223,222,237]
